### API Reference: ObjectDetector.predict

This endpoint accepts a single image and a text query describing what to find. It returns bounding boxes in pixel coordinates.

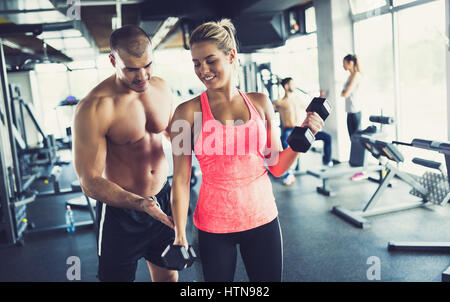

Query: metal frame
[384,139,450,282]
[0,42,23,197]
[331,137,432,228]
[0,38,95,247]
[332,160,429,228]
[388,239,450,282]
[0,41,28,247]
[350,0,439,23]
[0,107,18,246]
[307,164,383,197]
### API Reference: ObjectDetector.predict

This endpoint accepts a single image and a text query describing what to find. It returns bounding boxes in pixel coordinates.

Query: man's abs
[104,133,169,197]
[278,110,297,128]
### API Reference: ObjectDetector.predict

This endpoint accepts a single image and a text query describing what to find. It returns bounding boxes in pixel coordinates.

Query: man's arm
[273,99,279,112]
[72,97,173,228]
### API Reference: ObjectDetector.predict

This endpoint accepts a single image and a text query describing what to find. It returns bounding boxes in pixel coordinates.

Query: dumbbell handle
[301,97,331,134]
[186,246,198,268]
[287,98,332,153]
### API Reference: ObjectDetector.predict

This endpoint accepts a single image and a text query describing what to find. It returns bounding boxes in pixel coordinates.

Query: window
[35,62,100,138]
[63,37,91,49]
[68,69,99,99]
[353,0,448,175]
[35,65,70,138]
[305,6,316,33]
[96,53,115,82]
[393,0,419,6]
[395,0,447,172]
[354,14,396,140]
[253,33,320,100]
[396,0,447,143]
[153,48,203,106]
[349,0,387,14]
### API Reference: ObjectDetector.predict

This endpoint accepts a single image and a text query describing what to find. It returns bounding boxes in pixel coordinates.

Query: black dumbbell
[186,246,197,268]
[286,97,332,152]
[161,244,197,271]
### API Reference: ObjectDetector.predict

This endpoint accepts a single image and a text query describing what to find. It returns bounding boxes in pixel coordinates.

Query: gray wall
[447,0,450,141]
[314,0,354,162]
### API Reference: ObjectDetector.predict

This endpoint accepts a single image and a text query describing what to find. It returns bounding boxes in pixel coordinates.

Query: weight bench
[384,138,450,282]
[307,164,382,196]
[332,136,432,229]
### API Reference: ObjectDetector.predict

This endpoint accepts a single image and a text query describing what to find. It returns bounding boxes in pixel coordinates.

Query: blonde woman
[169,19,324,281]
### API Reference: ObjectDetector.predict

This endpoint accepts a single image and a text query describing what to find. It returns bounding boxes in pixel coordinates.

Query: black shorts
[96,180,174,282]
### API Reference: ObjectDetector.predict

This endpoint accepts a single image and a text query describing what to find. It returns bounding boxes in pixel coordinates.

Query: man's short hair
[110,25,152,57]
[280,77,293,88]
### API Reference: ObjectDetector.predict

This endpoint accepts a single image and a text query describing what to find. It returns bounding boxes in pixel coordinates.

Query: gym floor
[0,150,449,282]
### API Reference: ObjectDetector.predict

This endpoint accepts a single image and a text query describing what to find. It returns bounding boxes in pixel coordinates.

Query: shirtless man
[73,25,177,282]
[273,77,306,185]
[274,77,333,186]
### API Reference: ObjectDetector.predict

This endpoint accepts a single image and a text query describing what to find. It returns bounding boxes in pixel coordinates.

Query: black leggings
[198,218,283,282]
[347,111,362,138]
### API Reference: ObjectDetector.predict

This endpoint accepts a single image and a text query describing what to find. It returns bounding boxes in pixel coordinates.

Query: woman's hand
[300,112,324,136]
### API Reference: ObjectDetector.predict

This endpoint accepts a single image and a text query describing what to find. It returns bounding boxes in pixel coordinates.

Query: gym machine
[332,136,438,229]
[257,63,280,101]
[0,41,95,247]
[13,92,96,237]
[6,84,76,194]
[384,139,450,282]
[0,41,34,247]
[307,115,394,196]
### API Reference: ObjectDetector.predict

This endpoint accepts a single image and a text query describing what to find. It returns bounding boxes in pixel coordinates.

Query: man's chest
[107,99,170,145]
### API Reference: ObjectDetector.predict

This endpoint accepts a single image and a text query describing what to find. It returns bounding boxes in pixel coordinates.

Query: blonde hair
[189,18,239,72]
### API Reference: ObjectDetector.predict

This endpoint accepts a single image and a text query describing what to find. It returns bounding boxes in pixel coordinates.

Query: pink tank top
[193,89,278,233]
